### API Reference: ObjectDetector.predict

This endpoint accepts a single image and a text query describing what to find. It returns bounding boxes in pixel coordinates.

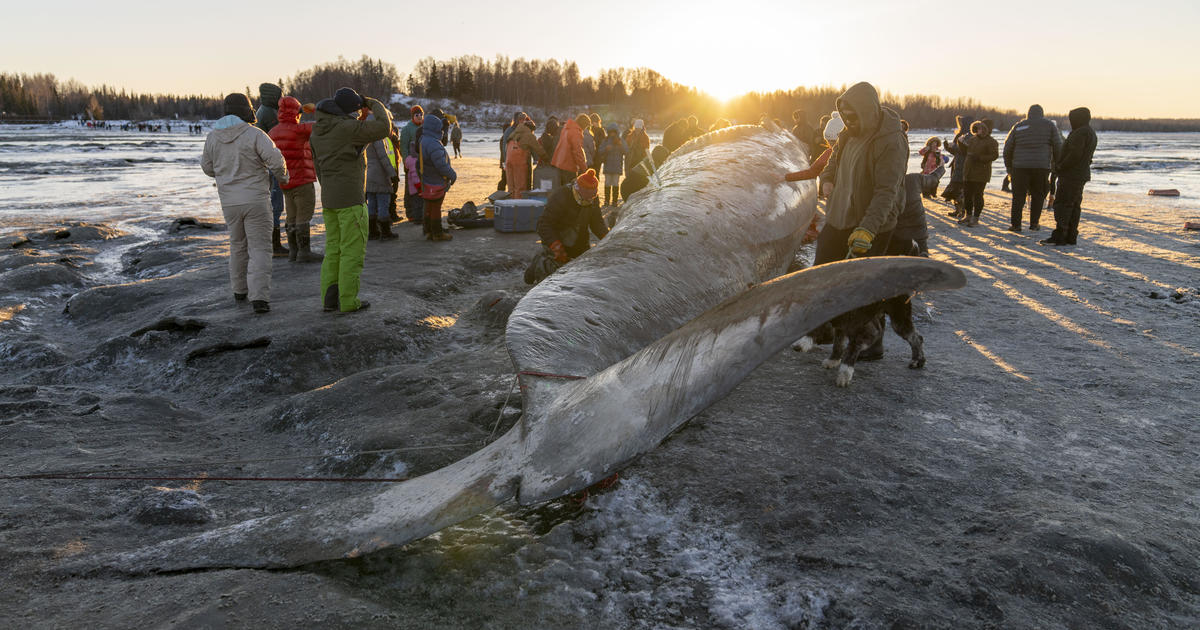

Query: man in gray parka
[1003,104,1062,232]
[202,93,289,314]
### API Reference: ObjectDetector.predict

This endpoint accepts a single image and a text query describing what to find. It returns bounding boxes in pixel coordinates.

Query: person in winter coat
[918,137,945,198]
[1003,104,1063,231]
[450,120,462,158]
[581,117,597,170]
[619,145,669,203]
[417,112,456,241]
[398,106,424,223]
[661,118,690,154]
[254,82,288,256]
[597,123,627,206]
[941,114,971,215]
[267,96,323,263]
[625,119,650,178]
[524,169,608,285]
[499,112,523,172]
[539,116,560,160]
[791,109,815,150]
[202,93,289,314]
[957,120,1000,227]
[816,81,907,264]
[551,114,589,187]
[505,116,549,199]
[309,87,393,313]
[589,114,606,166]
[364,116,400,241]
[1042,107,1098,246]
[891,173,930,257]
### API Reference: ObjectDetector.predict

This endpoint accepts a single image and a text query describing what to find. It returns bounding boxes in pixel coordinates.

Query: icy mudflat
[1,128,1199,627]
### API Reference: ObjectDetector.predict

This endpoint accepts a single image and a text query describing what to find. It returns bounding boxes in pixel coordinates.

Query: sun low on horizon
[1,0,1199,118]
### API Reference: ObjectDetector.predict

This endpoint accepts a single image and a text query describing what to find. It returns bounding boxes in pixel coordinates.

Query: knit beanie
[574,169,599,197]
[223,93,255,123]
[823,112,845,141]
[633,119,644,129]
[333,87,364,115]
[410,105,424,116]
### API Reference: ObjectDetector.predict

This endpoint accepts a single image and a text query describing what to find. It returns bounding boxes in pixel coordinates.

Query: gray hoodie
[201,115,288,207]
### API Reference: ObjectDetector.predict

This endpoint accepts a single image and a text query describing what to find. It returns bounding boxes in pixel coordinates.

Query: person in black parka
[1042,107,1098,246]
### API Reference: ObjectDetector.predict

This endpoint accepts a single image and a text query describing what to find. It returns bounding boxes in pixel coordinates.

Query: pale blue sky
[2,0,1196,117]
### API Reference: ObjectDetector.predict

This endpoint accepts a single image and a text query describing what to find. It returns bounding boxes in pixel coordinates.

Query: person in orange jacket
[550,114,590,188]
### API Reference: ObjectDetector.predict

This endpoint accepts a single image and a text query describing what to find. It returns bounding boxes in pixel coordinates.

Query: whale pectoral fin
[629,255,966,424]
[78,429,524,573]
[517,257,965,503]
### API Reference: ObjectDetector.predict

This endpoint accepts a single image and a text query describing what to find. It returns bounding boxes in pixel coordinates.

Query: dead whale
[97,124,966,571]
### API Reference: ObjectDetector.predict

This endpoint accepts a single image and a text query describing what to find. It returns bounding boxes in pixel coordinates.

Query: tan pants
[282,182,316,226]
[222,200,273,301]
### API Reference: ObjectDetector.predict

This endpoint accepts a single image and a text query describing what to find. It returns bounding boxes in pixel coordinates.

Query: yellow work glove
[846,227,875,258]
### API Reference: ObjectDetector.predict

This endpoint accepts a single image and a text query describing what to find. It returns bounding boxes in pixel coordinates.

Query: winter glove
[846,227,875,258]
[549,240,569,264]
[390,176,400,186]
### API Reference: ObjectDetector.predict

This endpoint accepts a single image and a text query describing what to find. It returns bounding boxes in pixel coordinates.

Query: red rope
[3,474,411,483]
[518,370,586,380]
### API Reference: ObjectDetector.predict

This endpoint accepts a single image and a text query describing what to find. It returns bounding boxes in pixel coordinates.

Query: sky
[2,0,1197,118]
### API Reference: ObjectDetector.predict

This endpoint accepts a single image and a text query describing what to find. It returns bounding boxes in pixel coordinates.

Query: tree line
[3,59,1198,133]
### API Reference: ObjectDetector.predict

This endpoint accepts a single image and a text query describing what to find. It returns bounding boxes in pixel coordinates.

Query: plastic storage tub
[494,198,546,232]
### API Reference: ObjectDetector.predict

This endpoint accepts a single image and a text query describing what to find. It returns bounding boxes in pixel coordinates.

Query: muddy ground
[2,165,1198,628]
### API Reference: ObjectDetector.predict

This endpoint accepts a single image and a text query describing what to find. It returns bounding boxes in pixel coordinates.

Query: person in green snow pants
[308,87,393,313]
[320,203,368,312]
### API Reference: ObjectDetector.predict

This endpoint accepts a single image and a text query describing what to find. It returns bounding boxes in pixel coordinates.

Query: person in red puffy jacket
[268,96,323,263]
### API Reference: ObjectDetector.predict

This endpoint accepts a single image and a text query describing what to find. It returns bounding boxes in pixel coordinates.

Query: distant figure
[267,96,323,263]
[941,115,971,216]
[957,120,999,227]
[523,169,607,285]
[551,114,589,187]
[620,145,669,202]
[417,112,456,241]
[589,113,605,169]
[791,109,814,149]
[918,137,945,198]
[597,123,628,206]
[625,119,650,178]
[450,119,462,158]
[539,116,560,160]
[201,93,289,314]
[581,116,598,170]
[685,115,704,140]
[505,114,549,199]
[661,118,690,153]
[816,81,906,264]
[309,87,393,313]
[365,116,400,241]
[784,112,842,182]
[1003,104,1063,232]
[1042,107,1098,246]
[398,106,425,224]
[254,82,287,257]
[499,112,523,190]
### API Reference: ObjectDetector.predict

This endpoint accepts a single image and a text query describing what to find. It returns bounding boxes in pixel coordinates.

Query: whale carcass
[100,124,965,572]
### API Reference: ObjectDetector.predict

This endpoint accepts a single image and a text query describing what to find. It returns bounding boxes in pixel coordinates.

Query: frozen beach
[1,126,1199,628]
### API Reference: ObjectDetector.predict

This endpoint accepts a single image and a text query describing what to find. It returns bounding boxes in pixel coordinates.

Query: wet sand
[1,167,1198,627]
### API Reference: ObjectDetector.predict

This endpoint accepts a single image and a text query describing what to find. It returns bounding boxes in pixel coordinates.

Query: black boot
[272,227,289,257]
[368,218,380,241]
[286,226,298,263]
[379,218,398,240]
[297,224,323,262]
[323,284,339,312]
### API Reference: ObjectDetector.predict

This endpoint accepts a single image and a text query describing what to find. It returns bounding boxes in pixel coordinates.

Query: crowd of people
[200,80,1097,317]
